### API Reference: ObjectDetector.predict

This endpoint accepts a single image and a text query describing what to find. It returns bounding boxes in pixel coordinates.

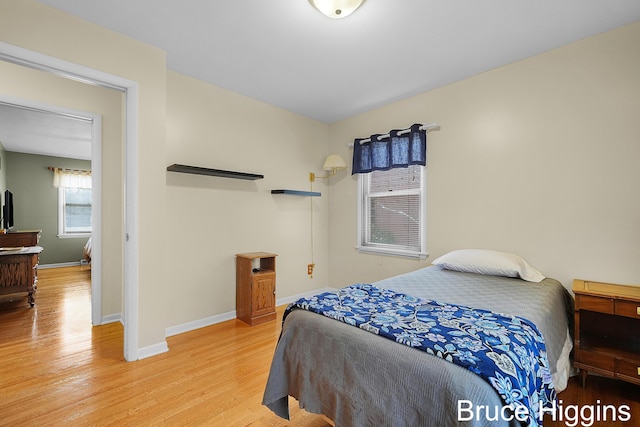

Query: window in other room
[58,186,92,237]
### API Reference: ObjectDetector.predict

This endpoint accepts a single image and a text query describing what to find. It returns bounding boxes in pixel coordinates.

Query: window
[58,187,92,237]
[50,167,92,238]
[357,164,426,258]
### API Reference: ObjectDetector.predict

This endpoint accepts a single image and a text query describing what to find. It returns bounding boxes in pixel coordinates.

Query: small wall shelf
[167,164,264,180]
[271,189,321,197]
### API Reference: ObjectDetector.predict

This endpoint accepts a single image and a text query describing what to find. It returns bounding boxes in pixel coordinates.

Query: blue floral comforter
[286,284,557,427]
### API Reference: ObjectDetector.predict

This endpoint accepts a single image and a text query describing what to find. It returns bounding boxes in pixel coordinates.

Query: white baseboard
[164,286,335,339]
[165,310,237,338]
[39,261,82,269]
[137,341,169,360]
[101,313,122,325]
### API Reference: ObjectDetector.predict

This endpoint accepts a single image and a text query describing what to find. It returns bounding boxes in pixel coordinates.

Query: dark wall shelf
[271,189,321,197]
[167,164,264,180]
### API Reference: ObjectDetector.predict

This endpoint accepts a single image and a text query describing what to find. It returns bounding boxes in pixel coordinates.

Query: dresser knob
[637,306,640,316]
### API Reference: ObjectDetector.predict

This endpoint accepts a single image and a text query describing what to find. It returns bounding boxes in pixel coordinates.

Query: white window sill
[356,245,427,260]
[58,233,92,239]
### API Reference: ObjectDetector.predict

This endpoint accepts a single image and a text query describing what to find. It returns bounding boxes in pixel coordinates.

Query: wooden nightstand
[573,279,640,387]
[236,252,277,326]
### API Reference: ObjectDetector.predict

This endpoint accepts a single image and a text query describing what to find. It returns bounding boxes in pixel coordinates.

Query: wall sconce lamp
[308,0,366,19]
[309,154,347,182]
[306,153,346,278]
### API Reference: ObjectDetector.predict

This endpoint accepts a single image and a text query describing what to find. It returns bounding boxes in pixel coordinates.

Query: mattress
[263,266,573,427]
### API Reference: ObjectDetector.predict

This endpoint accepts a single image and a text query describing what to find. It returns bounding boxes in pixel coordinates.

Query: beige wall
[0,0,168,349]
[0,59,124,318]
[0,0,331,350]
[165,71,330,327]
[327,22,640,290]
[3,0,638,356]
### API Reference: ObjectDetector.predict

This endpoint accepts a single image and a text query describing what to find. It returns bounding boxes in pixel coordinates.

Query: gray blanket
[263,266,573,426]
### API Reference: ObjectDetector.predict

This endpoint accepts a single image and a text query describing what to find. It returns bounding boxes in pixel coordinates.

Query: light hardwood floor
[0,266,328,426]
[1,266,638,426]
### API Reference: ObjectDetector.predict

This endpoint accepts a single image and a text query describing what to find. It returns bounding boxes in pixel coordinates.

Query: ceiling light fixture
[308,0,366,19]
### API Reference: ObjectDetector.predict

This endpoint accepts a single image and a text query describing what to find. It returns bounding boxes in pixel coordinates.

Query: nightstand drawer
[576,349,614,372]
[576,294,613,314]
[615,359,640,384]
[615,300,640,319]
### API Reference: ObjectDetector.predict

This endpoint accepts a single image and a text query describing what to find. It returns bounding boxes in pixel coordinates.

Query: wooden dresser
[573,279,640,387]
[236,252,277,326]
[0,230,41,247]
[0,230,43,307]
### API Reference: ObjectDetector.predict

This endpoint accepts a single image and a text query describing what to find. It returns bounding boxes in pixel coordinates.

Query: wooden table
[573,278,640,386]
[0,246,44,307]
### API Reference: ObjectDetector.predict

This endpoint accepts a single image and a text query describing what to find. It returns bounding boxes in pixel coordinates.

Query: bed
[83,237,92,263]
[263,250,574,427]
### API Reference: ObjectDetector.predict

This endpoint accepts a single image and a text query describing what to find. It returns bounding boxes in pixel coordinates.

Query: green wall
[0,143,6,198]
[5,151,91,265]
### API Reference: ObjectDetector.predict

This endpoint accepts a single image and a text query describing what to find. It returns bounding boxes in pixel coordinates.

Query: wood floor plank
[1,266,638,426]
[0,266,329,426]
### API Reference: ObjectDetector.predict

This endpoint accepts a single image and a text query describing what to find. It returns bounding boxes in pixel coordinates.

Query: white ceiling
[36,0,640,123]
[2,1,640,158]
[0,103,92,160]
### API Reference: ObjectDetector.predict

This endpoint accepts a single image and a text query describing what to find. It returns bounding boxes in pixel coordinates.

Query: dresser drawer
[615,300,640,319]
[0,231,40,247]
[576,348,614,372]
[615,358,640,384]
[576,294,614,314]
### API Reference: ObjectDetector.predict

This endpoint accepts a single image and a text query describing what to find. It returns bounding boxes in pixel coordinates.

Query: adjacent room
[1,0,639,425]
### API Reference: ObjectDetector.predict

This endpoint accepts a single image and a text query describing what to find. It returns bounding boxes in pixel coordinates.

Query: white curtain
[52,168,92,189]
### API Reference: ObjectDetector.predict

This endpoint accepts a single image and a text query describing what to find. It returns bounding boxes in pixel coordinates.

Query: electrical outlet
[307,263,314,275]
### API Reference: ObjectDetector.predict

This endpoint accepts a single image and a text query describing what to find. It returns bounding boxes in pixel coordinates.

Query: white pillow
[431,249,545,282]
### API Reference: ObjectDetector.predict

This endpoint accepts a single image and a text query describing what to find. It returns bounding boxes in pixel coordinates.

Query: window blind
[358,164,426,258]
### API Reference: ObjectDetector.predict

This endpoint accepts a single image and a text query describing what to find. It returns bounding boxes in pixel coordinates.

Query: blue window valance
[351,123,427,174]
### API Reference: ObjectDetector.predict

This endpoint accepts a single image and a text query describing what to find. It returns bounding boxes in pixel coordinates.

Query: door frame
[0,41,140,361]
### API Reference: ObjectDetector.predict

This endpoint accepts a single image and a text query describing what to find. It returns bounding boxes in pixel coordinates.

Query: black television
[2,189,14,230]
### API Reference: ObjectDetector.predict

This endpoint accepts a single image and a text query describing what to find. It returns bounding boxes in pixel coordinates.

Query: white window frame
[58,187,92,238]
[356,165,427,259]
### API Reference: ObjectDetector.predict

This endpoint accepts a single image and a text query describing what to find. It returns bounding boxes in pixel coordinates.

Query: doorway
[0,41,139,361]
[0,98,104,324]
